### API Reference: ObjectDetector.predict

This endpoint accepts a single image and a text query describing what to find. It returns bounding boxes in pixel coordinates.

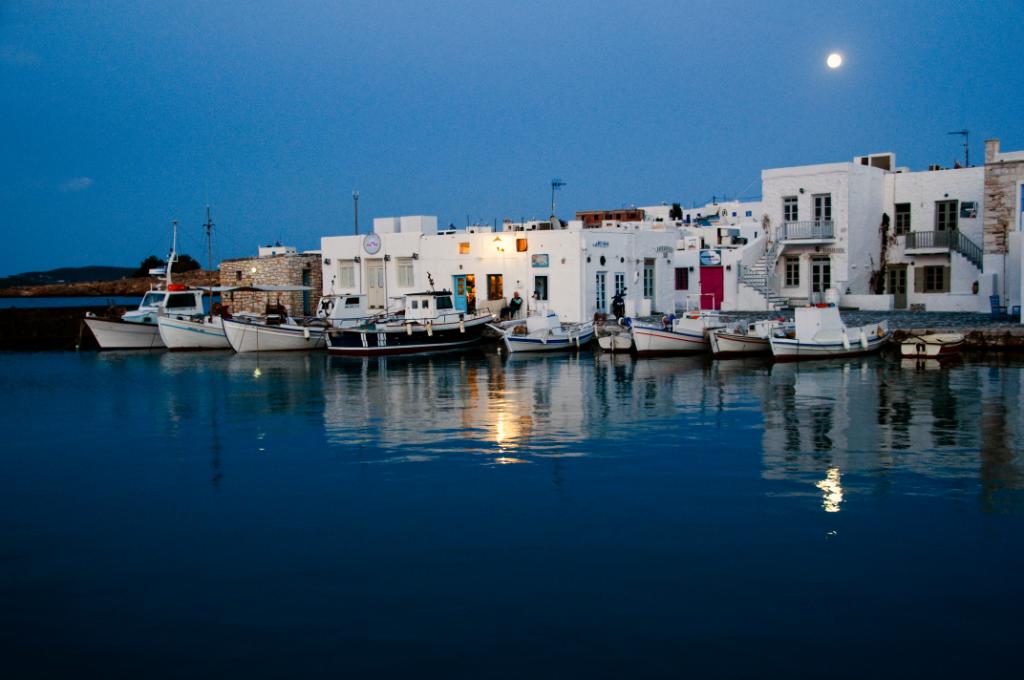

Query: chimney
[985,138,1000,164]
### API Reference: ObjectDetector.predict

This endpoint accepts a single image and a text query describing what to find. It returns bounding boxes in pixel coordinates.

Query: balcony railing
[903,230,983,270]
[780,220,835,241]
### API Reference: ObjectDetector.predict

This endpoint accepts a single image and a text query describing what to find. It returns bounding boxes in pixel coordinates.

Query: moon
[827,53,843,69]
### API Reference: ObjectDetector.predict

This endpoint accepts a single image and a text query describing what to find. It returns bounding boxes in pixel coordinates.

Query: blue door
[452,275,468,312]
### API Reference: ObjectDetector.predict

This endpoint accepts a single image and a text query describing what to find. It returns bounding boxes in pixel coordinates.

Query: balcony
[780,220,835,241]
[903,230,983,270]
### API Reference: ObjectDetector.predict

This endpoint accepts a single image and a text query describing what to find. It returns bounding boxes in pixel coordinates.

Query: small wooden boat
[710,319,788,357]
[769,305,889,361]
[595,320,632,353]
[900,333,965,358]
[631,310,723,355]
[490,311,593,353]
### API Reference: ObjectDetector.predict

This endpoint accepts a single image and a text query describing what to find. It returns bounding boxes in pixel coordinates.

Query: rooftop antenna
[166,219,179,287]
[352,189,360,235]
[550,178,566,218]
[947,129,969,167]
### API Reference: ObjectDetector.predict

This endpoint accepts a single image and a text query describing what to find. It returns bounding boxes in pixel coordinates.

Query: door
[595,271,607,312]
[813,194,832,223]
[643,259,656,301]
[700,266,723,310]
[935,200,958,232]
[811,257,831,295]
[887,265,908,309]
[367,261,385,309]
[452,275,468,312]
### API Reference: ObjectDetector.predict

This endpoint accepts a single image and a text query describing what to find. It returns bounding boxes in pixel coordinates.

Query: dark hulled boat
[326,290,492,356]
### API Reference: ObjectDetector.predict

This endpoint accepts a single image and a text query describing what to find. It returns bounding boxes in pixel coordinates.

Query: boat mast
[167,219,178,288]
[204,206,214,319]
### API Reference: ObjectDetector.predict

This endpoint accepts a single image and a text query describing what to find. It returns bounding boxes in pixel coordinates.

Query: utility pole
[550,178,566,218]
[353,190,360,235]
[204,206,214,319]
[947,129,969,167]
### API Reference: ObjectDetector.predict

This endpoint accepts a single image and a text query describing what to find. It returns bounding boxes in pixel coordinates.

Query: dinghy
[900,333,965,358]
[489,311,593,353]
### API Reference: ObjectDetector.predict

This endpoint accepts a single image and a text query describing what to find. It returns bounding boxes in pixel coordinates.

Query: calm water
[2,350,1023,678]
[0,295,143,308]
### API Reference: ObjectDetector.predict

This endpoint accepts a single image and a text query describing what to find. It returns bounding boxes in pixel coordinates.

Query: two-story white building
[319,215,679,323]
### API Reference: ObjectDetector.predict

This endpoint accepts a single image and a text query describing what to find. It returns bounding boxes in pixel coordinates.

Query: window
[459,242,470,254]
[410,300,418,309]
[340,261,355,288]
[614,272,625,296]
[397,258,414,287]
[917,265,950,293]
[745,210,753,217]
[675,267,689,290]
[534,275,548,301]
[516,238,528,252]
[785,257,800,287]
[422,298,429,309]
[811,257,831,293]
[166,293,195,309]
[596,271,607,311]
[487,274,503,300]
[142,293,165,307]
[935,200,958,231]
[783,196,799,222]
[437,296,453,310]
[235,270,242,281]
[813,193,832,223]
[643,259,655,299]
[960,201,977,219]
[894,203,911,235]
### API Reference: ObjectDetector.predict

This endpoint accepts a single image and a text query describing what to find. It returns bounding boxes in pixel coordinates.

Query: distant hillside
[0,266,136,289]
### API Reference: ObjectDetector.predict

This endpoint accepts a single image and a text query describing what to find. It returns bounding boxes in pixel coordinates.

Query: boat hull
[631,324,709,355]
[597,333,632,353]
[900,335,965,358]
[770,332,891,361]
[157,316,229,350]
[327,317,489,356]
[223,319,327,353]
[85,317,164,349]
[710,330,770,357]
[502,328,594,353]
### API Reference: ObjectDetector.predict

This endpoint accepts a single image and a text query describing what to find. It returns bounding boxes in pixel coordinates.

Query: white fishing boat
[595,320,632,353]
[900,332,965,358]
[710,318,788,357]
[85,220,205,349]
[769,305,890,361]
[489,311,593,353]
[223,316,328,353]
[631,309,723,355]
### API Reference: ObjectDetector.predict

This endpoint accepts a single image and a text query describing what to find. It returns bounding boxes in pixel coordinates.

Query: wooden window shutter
[942,266,951,293]
[914,266,925,293]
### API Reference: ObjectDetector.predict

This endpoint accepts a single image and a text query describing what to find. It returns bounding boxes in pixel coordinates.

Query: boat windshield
[141,292,165,308]
[436,296,453,310]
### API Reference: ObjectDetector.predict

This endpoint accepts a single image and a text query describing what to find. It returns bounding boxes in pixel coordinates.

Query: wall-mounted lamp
[799,188,805,194]
[689,266,695,271]
[354,256,361,263]
[726,265,732,271]
[323,258,331,266]
[412,253,419,260]
[493,236,502,243]
[249,267,257,274]
[384,254,391,261]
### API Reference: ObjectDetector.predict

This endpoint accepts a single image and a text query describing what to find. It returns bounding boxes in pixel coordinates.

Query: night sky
[2,0,1021,274]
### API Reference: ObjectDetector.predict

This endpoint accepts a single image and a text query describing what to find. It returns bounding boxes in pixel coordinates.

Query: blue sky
[1,0,1021,274]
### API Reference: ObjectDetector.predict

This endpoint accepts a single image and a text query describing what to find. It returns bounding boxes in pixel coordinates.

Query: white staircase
[738,242,788,310]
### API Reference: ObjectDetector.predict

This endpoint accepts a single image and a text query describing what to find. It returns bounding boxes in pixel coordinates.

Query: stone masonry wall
[984,140,1024,255]
[219,253,322,317]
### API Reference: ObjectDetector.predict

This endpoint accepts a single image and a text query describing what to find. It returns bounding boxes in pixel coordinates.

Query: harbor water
[2,350,1023,677]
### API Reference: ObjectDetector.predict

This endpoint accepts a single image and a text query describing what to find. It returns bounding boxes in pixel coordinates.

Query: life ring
[320,298,335,315]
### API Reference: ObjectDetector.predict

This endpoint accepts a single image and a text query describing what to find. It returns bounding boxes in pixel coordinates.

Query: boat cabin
[794,305,844,339]
[403,291,459,323]
[126,288,205,323]
[318,294,371,323]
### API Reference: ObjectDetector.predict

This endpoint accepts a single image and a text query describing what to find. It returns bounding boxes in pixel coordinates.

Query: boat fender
[916,342,926,356]
[459,319,465,333]
[303,327,310,339]
[842,331,850,351]
[859,329,868,349]
[426,321,433,337]
[406,322,413,336]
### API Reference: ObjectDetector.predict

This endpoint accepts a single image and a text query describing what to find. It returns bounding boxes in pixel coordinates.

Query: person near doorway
[502,291,523,319]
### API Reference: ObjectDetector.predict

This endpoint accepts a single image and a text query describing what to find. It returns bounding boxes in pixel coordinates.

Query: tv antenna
[947,129,969,167]
[352,189,360,235]
[550,178,566,217]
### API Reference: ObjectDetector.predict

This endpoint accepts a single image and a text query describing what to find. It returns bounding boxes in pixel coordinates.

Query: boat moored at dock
[327,290,492,356]
[769,305,889,361]
[900,332,965,358]
[489,311,593,353]
[710,319,788,358]
[631,310,723,355]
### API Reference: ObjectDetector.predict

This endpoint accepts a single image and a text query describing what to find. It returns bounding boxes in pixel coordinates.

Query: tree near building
[133,254,202,277]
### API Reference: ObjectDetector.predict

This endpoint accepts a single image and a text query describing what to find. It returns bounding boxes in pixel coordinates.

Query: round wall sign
[363,233,381,255]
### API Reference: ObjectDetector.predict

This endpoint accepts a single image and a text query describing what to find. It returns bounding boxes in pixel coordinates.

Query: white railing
[781,220,835,240]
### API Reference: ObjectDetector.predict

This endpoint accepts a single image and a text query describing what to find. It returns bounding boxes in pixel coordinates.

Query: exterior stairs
[738,242,788,310]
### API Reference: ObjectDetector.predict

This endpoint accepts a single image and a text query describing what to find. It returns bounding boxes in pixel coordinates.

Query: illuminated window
[516,238,528,252]
[487,274,503,300]
[459,242,470,254]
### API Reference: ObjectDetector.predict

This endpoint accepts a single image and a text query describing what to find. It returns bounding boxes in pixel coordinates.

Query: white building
[319,216,679,323]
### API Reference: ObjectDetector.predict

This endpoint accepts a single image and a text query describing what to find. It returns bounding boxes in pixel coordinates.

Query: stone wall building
[984,139,1024,308]
[219,251,322,317]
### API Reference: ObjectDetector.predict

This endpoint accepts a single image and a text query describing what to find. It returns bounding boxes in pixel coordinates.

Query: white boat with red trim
[710,318,789,357]
[631,310,723,355]
[489,311,593,353]
[769,305,890,361]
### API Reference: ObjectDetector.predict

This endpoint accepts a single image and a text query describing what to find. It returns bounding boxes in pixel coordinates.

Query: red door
[700,266,723,310]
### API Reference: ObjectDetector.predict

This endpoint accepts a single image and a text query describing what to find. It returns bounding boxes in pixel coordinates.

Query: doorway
[811,257,831,295]
[453,275,468,312]
[887,265,908,309]
[366,261,385,309]
[301,268,312,315]
[700,266,723,310]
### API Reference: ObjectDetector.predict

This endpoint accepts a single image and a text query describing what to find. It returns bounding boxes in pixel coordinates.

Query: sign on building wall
[699,250,722,266]
[531,254,549,268]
